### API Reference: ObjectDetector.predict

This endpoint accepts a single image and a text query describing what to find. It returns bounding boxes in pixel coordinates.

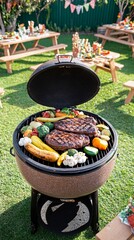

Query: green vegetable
[84,146,98,156]
[37,124,49,138]
[44,122,54,130]
[67,149,78,156]
[20,125,32,134]
[61,107,71,115]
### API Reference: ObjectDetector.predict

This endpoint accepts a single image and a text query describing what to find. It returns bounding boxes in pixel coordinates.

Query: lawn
[0,33,134,240]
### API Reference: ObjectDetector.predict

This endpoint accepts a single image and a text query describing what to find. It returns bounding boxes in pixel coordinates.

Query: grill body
[15,153,116,198]
[13,110,118,199]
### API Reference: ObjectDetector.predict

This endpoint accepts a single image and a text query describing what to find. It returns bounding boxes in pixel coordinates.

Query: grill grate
[16,110,115,170]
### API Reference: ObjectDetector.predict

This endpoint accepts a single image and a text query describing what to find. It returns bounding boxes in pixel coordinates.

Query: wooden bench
[94,34,134,47]
[96,215,134,240]
[123,80,134,104]
[0,44,67,73]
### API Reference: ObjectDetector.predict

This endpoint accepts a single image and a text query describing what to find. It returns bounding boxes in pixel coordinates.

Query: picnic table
[81,51,124,83]
[95,24,134,57]
[0,31,67,73]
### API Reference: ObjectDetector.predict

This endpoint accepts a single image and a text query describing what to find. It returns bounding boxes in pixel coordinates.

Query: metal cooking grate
[16,110,115,169]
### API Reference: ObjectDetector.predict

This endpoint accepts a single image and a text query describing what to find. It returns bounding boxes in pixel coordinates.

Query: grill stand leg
[90,190,99,233]
[31,188,38,234]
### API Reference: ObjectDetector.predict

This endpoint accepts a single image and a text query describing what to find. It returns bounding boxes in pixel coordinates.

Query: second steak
[54,117,98,137]
[45,129,90,151]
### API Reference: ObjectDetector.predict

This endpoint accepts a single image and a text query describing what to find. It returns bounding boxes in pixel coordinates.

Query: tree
[34,0,55,26]
[0,0,55,34]
[113,0,134,21]
[129,2,134,20]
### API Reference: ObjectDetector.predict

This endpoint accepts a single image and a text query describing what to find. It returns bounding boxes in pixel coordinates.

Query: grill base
[31,188,99,235]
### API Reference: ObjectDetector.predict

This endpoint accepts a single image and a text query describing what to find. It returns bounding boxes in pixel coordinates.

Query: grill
[11,55,118,235]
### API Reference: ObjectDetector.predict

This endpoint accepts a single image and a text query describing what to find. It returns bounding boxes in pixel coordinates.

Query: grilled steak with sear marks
[54,117,98,137]
[45,129,90,151]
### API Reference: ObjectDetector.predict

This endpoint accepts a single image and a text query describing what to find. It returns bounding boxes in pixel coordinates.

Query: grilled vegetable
[100,135,110,141]
[55,112,68,117]
[23,129,32,137]
[42,110,55,118]
[35,116,68,122]
[84,146,98,156]
[20,125,32,134]
[19,137,31,146]
[37,124,49,138]
[101,129,111,137]
[57,151,68,166]
[96,124,109,131]
[29,121,42,129]
[67,149,78,156]
[25,143,59,162]
[31,135,59,154]
[92,137,108,151]
[44,122,54,130]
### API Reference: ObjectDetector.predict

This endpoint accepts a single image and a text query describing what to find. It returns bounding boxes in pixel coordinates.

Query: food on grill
[42,110,55,118]
[100,135,110,141]
[92,137,108,151]
[19,137,32,146]
[21,125,32,134]
[84,146,98,156]
[55,112,72,118]
[101,129,111,137]
[23,129,33,137]
[25,143,59,162]
[45,129,90,151]
[54,117,98,137]
[29,121,42,129]
[44,122,54,130]
[55,108,84,118]
[37,124,50,138]
[96,124,109,131]
[57,151,68,166]
[63,151,87,167]
[31,135,58,153]
[67,149,78,156]
[35,116,69,122]
[18,110,111,165]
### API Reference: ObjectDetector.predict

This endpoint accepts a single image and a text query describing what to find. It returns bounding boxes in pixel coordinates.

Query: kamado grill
[11,55,118,235]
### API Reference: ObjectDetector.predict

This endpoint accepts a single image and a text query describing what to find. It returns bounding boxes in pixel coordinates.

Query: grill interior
[14,109,116,174]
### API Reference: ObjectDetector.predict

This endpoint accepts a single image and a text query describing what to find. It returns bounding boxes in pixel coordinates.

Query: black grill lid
[27,56,100,108]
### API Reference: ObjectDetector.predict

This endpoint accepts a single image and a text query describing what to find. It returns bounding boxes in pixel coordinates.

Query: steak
[54,117,98,137]
[45,129,90,151]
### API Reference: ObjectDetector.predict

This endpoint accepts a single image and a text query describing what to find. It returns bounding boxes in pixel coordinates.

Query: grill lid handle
[56,54,73,63]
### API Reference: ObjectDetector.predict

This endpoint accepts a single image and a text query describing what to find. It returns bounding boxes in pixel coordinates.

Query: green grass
[0,33,134,240]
